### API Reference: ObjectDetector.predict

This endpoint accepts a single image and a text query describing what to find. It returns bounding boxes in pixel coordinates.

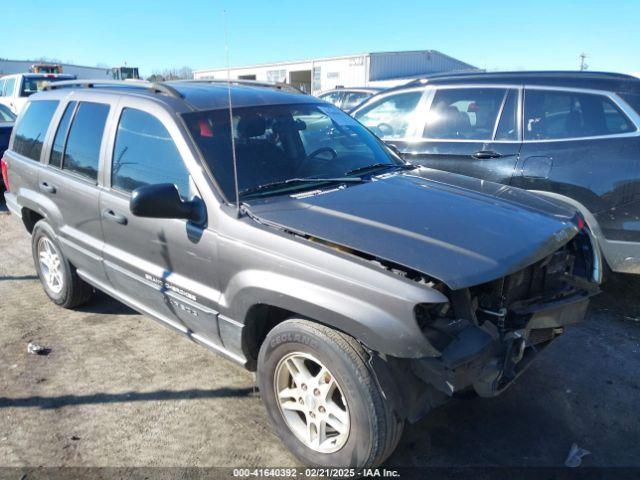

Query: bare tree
[146,66,193,82]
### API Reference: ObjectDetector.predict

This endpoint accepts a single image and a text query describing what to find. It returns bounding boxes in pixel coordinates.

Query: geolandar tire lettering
[31,220,93,309]
[257,319,404,468]
[270,332,319,349]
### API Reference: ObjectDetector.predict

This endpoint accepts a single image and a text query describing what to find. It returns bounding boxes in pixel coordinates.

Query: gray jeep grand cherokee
[2,79,600,467]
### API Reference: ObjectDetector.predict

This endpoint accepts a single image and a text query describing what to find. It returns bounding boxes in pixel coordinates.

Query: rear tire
[32,220,93,309]
[257,319,404,467]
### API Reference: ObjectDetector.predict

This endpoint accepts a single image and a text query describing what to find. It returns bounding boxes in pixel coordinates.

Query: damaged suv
[2,80,600,467]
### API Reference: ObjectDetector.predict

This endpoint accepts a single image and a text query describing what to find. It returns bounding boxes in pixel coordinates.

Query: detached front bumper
[410,293,591,399]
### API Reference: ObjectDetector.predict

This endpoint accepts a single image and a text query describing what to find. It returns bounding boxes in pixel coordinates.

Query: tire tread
[261,319,403,467]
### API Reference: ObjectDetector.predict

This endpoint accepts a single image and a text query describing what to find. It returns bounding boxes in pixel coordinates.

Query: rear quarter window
[524,89,636,140]
[11,100,59,161]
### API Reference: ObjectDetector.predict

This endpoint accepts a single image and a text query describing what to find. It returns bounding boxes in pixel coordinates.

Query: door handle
[39,181,56,194]
[102,209,128,225]
[472,150,502,159]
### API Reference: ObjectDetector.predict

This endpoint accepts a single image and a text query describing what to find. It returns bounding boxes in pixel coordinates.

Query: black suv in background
[352,71,640,277]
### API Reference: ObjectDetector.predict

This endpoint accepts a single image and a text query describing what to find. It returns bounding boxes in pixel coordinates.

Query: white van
[0,73,76,114]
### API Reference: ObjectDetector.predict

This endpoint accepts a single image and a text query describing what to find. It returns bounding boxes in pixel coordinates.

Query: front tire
[257,319,404,467]
[32,220,93,309]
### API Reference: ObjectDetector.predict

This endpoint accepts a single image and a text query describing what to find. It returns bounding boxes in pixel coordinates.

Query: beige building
[194,50,476,94]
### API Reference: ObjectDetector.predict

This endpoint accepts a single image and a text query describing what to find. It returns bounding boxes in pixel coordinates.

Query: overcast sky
[5,0,640,77]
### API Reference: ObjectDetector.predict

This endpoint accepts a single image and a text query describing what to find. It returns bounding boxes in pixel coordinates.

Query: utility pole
[579,53,588,71]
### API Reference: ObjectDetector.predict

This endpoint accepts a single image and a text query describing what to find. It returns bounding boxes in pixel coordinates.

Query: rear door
[38,97,112,284]
[99,99,223,346]
[514,87,640,242]
[405,86,522,184]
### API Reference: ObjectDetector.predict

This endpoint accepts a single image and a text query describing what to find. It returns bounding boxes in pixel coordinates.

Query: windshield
[20,77,70,97]
[183,103,400,200]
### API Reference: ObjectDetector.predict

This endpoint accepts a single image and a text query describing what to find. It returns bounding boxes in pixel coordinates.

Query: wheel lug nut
[309,412,315,418]
[319,406,326,413]
[313,388,320,396]
[299,398,304,404]
[301,384,307,391]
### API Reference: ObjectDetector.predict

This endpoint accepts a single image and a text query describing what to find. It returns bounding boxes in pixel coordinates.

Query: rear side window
[0,79,5,97]
[61,102,110,180]
[111,108,189,196]
[423,88,507,140]
[49,101,77,168]
[11,100,59,161]
[354,90,423,139]
[524,90,636,140]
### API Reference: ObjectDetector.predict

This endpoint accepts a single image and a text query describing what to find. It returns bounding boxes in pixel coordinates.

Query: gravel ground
[1,196,639,472]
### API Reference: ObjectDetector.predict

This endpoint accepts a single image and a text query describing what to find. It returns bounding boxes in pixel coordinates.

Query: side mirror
[130,183,198,221]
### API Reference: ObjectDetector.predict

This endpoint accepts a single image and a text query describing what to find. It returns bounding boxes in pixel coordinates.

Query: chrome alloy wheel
[37,237,64,294]
[274,352,350,453]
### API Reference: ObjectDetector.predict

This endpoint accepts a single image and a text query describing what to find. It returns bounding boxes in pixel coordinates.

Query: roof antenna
[223,9,241,217]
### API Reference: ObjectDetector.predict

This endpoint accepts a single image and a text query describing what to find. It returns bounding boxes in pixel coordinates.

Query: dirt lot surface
[1,197,639,472]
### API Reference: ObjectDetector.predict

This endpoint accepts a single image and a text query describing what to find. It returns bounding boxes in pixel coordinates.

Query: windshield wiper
[239,177,364,198]
[344,162,415,176]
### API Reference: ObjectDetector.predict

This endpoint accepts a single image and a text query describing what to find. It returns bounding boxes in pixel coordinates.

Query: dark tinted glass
[49,101,76,168]
[62,102,109,180]
[183,103,396,201]
[423,88,507,140]
[112,108,188,196]
[494,89,518,141]
[524,90,636,140]
[12,100,59,161]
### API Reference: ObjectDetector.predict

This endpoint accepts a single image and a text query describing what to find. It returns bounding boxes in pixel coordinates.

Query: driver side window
[353,90,423,139]
[111,108,190,197]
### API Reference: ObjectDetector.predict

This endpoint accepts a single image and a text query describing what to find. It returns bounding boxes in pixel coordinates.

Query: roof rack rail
[177,78,305,94]
[43,79,184,99]
[402,70,639,87]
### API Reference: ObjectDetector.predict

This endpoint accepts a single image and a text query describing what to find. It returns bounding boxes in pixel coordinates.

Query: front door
[399,87,522,184]
[99,102,223,345]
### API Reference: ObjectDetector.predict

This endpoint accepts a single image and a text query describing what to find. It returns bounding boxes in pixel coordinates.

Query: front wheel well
[241,304,298,371]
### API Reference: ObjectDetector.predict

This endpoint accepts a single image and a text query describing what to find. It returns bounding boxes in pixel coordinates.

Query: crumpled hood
[245,167,580,290]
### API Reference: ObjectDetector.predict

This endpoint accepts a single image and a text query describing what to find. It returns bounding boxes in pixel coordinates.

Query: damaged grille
[417,229,598,351]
